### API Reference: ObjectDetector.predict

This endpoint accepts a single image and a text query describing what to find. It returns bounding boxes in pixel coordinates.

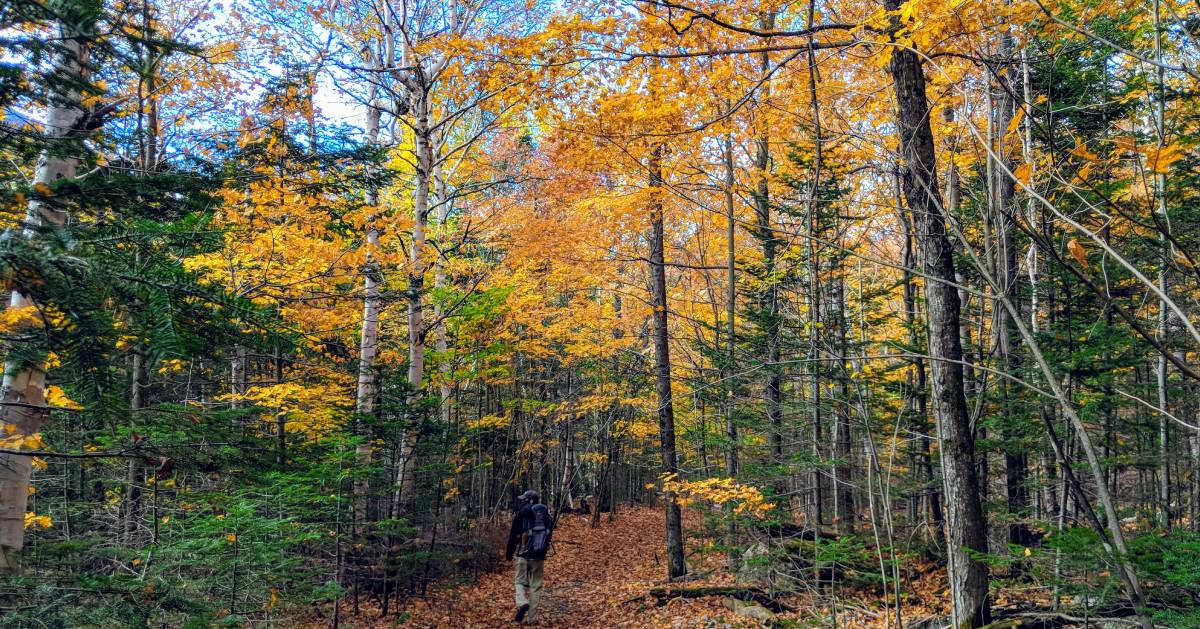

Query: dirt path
[340,506,896,627]
[390,507,692,627]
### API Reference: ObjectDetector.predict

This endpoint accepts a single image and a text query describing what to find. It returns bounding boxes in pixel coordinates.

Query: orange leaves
[1067,238,1088,269]
[1005,106,1025,138]
[385,508,709,628]
[1013,163,1032,186]
[0,430,46,451]
[1070,137,1100,163]
[1141,143,1185,174]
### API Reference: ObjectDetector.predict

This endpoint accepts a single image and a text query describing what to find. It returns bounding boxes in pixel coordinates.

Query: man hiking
[505,490,553,624]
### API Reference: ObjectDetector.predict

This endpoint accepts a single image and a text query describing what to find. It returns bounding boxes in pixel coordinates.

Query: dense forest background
[3,0,1200,626]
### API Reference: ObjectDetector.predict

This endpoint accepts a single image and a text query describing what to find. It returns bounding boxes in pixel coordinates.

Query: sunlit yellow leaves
[873,46,895,70]
[1113,135,1137,152]
[0,431,45,450]
[1005,107,1025,138]
[1122,88,1150,104]
[1013,163,1032,185]
[0,305,42,333]
[157,359,187,375]
[466,414,511,431]
[228,378,353,438]
[24,512,52,529]
[46,385,82,410]
[1070,138,1100,162]
[626,420,659,441]
[659,475,774,517]
[1141,143,1185,174]
[1074,162,1095,184]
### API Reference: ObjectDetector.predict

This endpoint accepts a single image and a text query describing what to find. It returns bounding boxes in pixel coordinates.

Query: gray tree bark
[884,4,990,623]
[648,146,686,579]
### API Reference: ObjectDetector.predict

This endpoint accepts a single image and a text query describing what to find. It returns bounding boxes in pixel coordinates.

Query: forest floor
[332,506,924,628]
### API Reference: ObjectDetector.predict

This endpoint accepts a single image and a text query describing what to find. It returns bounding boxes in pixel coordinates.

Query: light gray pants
[514,557,544,621]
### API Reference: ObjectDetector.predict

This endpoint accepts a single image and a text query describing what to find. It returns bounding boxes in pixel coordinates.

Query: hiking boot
[514,603,529,623]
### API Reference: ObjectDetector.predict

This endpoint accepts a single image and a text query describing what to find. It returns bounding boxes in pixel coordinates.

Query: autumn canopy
[2,0,1200,627]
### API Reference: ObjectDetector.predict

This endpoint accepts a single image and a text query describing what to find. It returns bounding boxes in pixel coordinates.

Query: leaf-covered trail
[390,507,696,627]
[346,507,907,627]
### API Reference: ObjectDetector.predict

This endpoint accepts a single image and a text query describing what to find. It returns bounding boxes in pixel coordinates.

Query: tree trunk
[1152,0,1172,532]
[559,414,575,512]
[990,36,1031,552]
[754,11,784,478]
[833,274,855,530]
[394,91,433,513]
[433,159,453,425]
[899,205,944,544]
[123,353,145,545]
[354,64,383,523]
[0,22,89,574]
[884,6,990,624]
[648,146,686,579]
[722,131,739,569]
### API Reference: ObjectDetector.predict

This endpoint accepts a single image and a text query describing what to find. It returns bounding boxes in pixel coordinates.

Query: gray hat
[520,490,540,502]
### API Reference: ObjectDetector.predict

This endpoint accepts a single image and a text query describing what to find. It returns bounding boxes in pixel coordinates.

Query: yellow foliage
[46,385,82,410]
[24,512,52,529]
[625,420,659,441]
[467,414,511,430]
[659,475,774,517]
[1013,163,1031,185]
[228,377,353,438]
[157,359,188,375]
[0,306,41,333]
[0,431,44,450]
[1141,143,1185,174]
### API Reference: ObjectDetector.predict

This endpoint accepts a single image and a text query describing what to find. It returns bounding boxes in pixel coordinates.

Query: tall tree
[883,0,990,623]
[648,145,688,579]
[0,5,93,574]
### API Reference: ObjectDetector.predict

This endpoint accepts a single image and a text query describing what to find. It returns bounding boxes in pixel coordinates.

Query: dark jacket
[505,503,534,560]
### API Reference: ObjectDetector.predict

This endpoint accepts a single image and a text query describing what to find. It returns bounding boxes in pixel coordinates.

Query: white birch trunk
[393,91,432,512]
[0,29,87,574]
[433,156,451,425]
[353,59,383,522]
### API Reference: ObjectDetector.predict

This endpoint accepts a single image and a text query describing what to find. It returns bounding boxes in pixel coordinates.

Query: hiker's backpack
[522,503,552,560]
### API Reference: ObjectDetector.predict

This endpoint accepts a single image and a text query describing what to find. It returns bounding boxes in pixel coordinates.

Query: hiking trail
[340,506,906,627]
